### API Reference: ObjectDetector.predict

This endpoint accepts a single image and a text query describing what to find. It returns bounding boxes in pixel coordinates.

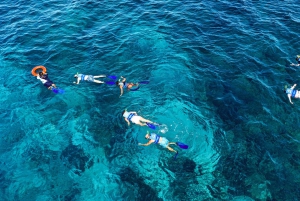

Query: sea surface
[0,0,300,200]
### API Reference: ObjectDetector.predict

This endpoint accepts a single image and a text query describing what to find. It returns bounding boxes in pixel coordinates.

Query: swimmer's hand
[73,81,77,84]
[138,143,143,146]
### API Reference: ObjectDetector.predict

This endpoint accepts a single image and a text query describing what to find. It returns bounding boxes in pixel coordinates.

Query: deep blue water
[1,0,300,200]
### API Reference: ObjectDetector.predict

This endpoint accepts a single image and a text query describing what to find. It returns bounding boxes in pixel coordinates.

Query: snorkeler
[122,109,153,127]
[290,55,300,66]
[116,76,139,97]
[284,84,300,104]
[37,72,57,90]
[138,131,178,154]
[73,73,106,84]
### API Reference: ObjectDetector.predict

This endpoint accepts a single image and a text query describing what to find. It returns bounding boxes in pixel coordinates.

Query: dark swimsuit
[41,74,53,88]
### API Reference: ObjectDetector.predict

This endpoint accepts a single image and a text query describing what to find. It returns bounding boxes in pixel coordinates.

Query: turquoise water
[1,0,300,200]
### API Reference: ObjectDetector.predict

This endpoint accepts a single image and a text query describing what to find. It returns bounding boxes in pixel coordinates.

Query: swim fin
[146,122,156,130]
[107,75,117,80]
[105,81,116,85]
[52,88,65,94]
[176,142,188,149]
[174,151,178,159]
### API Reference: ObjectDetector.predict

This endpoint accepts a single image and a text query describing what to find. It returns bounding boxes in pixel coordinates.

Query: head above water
[38,72,44,76]
[283,85,287,93]
[145,133,150,139]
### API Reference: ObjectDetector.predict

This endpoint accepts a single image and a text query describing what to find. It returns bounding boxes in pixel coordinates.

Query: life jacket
[123,111,135,120]
[149,133,160,144]
[77,74,85,81]
[286,88,297,97]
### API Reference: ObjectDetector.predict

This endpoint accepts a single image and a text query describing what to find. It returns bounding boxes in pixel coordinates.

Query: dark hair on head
[38,72,43,76]
[116,81,119,86]
[122,110,126,115]
[283,89,286,93]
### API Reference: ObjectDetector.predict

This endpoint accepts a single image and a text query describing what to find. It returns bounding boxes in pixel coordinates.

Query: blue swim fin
[105,81,116,85]
[146,122,156,130]
[138,81,149,84]
[52,88,65,94]
[176,142,188,149]
[174,151,179,159]
[107,75,117,80]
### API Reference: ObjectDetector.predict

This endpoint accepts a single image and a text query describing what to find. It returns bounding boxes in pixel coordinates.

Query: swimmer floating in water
[290,55,300,66]
[138,131,178,155]
[37,72,57,90]
[122,109,153,127]
[284,84,300,104]
[74,73,106,84]
[116,76,139,97]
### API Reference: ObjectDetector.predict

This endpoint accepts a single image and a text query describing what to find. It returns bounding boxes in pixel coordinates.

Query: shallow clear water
[1,0,300,200]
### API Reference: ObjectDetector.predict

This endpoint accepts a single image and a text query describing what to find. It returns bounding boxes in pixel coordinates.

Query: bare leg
[48,84,57,90]
[166,145,177,153]
[94,75,106,78]
[136,122,146,126]
[93,80,104,84]
[139,117,153,123]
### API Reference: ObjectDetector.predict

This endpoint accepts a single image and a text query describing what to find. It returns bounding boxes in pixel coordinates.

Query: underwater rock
[118,167,163,201]
[60,144,93,175]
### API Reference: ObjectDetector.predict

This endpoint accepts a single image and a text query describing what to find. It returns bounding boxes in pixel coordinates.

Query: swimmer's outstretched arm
[138,140,154,146]
[121,76,126,82]
[119,85,123,96]
[119,77,126,96]
[291,84,297,89]
[124,118,130,126]
[288,94,293,104]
